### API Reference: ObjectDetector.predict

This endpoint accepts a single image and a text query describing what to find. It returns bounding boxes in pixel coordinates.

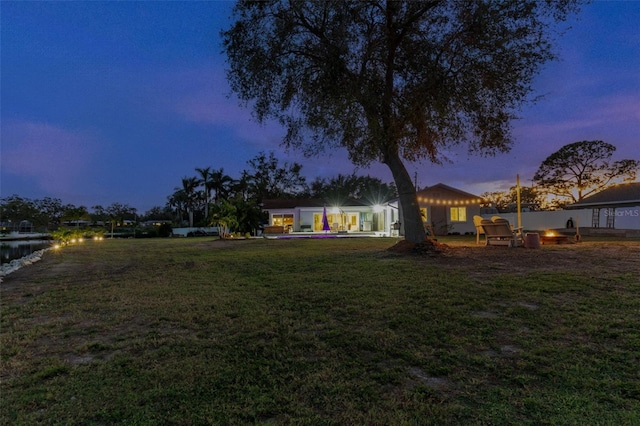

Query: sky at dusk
[2,1,639,213]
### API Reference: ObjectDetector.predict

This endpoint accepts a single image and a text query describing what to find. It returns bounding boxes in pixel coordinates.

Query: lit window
[272,214,293,227]
[450,207,467,222]
[314,213,338,231]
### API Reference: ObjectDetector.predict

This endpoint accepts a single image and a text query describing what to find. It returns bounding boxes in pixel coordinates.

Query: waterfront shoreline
[0,232,51,241]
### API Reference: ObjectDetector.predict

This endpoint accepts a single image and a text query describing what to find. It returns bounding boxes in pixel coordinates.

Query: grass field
[1,236,639,424]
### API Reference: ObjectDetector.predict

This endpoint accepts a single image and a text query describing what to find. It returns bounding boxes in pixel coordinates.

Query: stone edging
[0,248,51,283]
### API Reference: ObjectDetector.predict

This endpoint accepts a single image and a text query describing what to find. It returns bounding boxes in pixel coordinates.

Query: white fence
[171,227,220,237]
[484,206,640,231]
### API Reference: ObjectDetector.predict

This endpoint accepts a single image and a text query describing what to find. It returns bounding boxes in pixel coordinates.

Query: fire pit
[540,231,570,245]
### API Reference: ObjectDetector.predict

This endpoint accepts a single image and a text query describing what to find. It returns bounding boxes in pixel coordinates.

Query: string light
[416,197,486,205]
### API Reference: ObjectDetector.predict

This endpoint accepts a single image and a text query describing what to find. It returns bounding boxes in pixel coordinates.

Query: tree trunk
[384,150,426,244]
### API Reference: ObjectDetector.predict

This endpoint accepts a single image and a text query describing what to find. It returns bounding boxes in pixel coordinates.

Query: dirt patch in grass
[3,239,639,293]
[387,238,640,279]
[387,238,449,256]
[442,241,639,278]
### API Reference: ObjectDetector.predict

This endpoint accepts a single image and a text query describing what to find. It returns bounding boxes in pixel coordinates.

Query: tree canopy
[223,0,581,243]
[310,174,396,206]
[533,140,639,207]
[247,151,308,200]
[481,185,543,212]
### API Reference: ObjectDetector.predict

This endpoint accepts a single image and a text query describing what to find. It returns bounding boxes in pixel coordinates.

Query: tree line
[1,151,396,236]
[0,196,139,234]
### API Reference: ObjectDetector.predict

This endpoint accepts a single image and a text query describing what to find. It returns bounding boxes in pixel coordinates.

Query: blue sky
[2,1,638,213]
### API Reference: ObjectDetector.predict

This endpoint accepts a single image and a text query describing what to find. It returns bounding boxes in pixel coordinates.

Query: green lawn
[1,237,639,424]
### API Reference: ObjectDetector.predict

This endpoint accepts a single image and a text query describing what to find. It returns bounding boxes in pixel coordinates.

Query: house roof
[567,182,640,209]
[261,198,369,210]
[416,183,484,203]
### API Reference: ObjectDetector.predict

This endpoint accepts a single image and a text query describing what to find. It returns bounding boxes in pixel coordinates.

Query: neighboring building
[62,220,92,227]
[410,183,485,236]
[567,182,640,230]
[141,220,173,227]
[18,220,34,233]
[261,198,398,235]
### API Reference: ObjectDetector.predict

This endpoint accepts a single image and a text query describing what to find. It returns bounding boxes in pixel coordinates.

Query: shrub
[158,223,172,238]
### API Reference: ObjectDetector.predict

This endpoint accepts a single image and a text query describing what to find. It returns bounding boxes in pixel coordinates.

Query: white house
[261,198,398,235]
[261,183,485,237]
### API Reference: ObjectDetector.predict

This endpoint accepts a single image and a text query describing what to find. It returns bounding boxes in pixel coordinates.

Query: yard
[1,236,639,424]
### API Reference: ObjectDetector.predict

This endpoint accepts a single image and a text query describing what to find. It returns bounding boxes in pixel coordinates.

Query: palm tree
[181,177,199,227]
[210,168,233,204]
[232,170,253,202]
[167,190,187,225]
[209,200,238,238]
[195,166,212,220]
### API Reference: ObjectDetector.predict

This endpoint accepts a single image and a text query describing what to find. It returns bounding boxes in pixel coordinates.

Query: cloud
[1,120,100,197]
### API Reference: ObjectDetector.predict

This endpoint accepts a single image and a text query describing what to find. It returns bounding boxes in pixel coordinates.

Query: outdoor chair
[481,218,523,247]
[492,215,519,232]
[494,218,524,245]
[473,215,485,245]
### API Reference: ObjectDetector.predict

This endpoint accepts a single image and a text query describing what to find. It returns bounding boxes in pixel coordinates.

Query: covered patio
[261,198,398,236]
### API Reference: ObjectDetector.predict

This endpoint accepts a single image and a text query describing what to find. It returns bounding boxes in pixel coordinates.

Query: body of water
[1,240,52,265]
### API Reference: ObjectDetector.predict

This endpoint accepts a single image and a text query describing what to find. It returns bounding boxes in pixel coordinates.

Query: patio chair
[494,218,524,245]
[473,215,485,245]
[492,215,520,232]
[481,218,523,247]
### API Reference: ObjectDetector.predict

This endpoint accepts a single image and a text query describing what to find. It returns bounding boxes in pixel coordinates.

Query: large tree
[481,185,543,212]
[310,173,396,205]
[209,168,234,204]
[62,205,90,226]
[34,197,65,230]
[246,151,309,200]
[196,166,213,220]
[222,0,580,243]
[533,140,639,207]
[94,202,137,237]
[180,176,200,227]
